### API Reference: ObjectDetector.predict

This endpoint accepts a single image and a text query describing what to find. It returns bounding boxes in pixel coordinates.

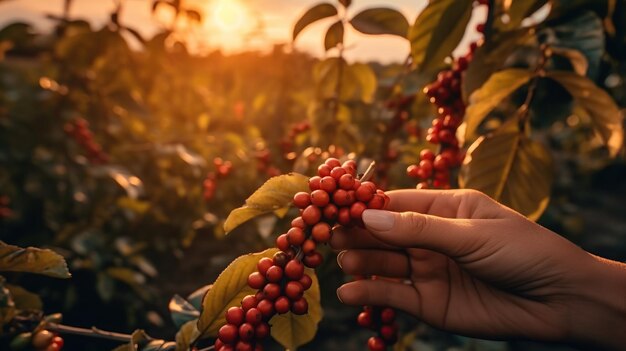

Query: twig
[46,323,133,343]
[359,161,376,182]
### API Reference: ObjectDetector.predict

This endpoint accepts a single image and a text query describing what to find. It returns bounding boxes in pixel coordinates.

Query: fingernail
[336,250,346,269]
[362,210,394,231]
[336,286,345,303]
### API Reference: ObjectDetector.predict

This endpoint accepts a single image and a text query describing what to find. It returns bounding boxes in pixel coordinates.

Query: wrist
[568,255,626,350]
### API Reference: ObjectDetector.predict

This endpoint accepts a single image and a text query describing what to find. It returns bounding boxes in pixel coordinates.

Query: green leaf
[0,242,71,279]
[270,268,322,350]
[409,0,473,73]
[546,71,624,156]
[223,174,309,233]
[293,3,338,41]
[459,123,553,221]
[324,21,344,51]
[349,63,377,103]
[465,69,533,139]
[6,285,42,310]
[350,7,409,38]
[175,320,200,351]
[197,248,279,337]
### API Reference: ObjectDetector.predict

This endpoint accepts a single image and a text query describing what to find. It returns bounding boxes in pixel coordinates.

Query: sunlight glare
[212,0,246,32]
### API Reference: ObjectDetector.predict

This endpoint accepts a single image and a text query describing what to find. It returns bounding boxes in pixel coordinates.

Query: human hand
[331,189,626,350]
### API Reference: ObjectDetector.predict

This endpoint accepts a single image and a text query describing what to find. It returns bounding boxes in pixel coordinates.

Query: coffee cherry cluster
[63,118,109,164]
[358,306,398,351]
[203,157,233,202]
[407,0,490,189]
[214,157,398,350]
[0,195,13,219]
[32,330,64,351]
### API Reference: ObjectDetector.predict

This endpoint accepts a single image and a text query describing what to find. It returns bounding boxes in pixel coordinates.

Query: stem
[517,45,549,131]
[359,161,376,182]
[46,323,133,343]
[331,46,345,123]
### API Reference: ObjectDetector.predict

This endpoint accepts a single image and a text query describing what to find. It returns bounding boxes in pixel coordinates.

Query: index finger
[385,189,505,219]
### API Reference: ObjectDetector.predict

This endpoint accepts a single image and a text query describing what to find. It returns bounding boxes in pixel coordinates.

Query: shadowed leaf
[0,242,70,278]
[293,3,337,41]
[324,21,344,51]
[350,7,409,37]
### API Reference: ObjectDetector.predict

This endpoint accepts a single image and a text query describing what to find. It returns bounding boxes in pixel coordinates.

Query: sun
[212,0,246,32]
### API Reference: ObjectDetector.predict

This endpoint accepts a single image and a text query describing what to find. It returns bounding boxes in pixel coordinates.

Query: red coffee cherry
[380,324,398,342]
[355,185,375,202]
[247,272,266,289]
[256,299,274,318]
[272,251,290,267]
[235,341,253,351]
[238,323,255,341]
[322,204,338,220]
[241,295,258,311]
[367,336,386,351]
[285,281,304,300]
[325,157,341,168]
[292,192,310,209]
[311,222,331,243]
[51,336,64,350]
[218,324,238,344]
[275,234,290,251]
[255,322,270,339]
[420,149,435,161]
[319,176,336,192]
[245,308,262,325]
[287,227,305,246]
[299,274,312,290]
[357,311,372,328]
[310,189,330,207]
[338,173,355,190]
[367,195,385,210]
[303,252,323,268]
[285,259,304,280]
[380,307,396,324]
[302,239,316,254]
[263,283,281,300]
[265,265,283,283]
[330,166,346,180]
[274,296,291,314]
[302,205,322,225]
[332,189,350,207]
[308,176,321,190]
[291,297,309,315]
[291,216,306,229]
[215,339,224,350]
[350,201,367,220]
[257,258,273,276]
[226,307,245,325]
[337,207,351,226]
[318,164,332,177]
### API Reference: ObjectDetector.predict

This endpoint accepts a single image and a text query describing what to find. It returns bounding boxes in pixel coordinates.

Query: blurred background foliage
[0,0,624,350]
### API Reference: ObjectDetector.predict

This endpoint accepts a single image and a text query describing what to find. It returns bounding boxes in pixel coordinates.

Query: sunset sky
[0,0,484,63]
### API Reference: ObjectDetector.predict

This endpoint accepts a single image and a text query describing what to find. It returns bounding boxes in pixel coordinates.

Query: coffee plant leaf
[6,284,42,310]
[547,71,624,156]
[0,242,70,279]
[175,320,200,351]
[187,284,212,311]
[324,20,344,51]
[409,0,473,73]
[224,173,309,233]
[459,123,553,221]
[463,28,536,101]
[111,329,151,351]
[350,7,409,38]
[349,63,377,103]
[551,47,589,76]
[169,294,200,329]
[293,3,337,41]
[496,0,549,30]
[465,68,533,140]
[270,268,322,350]
[197,248,280,337]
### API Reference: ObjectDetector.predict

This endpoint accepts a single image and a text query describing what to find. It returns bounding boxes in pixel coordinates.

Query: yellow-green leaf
[224,174,309,233]
[293,3,338,41]
[409,0,473,73]
[197,248,279,337]
[459,123,553,221]
[546,71,624,156]
[350,7,409,38]
[6,285,42,310]
[0,242,70,279]
[349,63,377,103]
[175,320,200,351]
[324,21,344,51]
[270,268,322,350]
[465,69,533,139]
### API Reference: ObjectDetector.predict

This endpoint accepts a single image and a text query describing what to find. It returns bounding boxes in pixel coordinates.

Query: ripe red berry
[257,258,273,276]
[310,189,330,207]
[332,189,350,206]
[238,323,255,341]
[263,283,281,300]
[308,176,321,190]
[380,324,398,342]
[272,251,290,267]
[218,324,238,344]
[367,195,385,209]
[325,157,341,168]
[299,274,312,290]
[318,164,332,177]
[357,311,372,328]
[287,227,306,246]
[52,336,64,350]
[256,299,274,318]
[322,204,338,220]
[291,216,306,229]
[221,345,235,351]
[276,234,290,251]
[292,192,311,209]
[406,164,420,178]
[338,173,355,190]
[284,281,303,299]
[302,239,316,254]
[367,336,386,351]
[241,295,258,311]
[319,176,336,192]
[311,222,331,243]
[350,201,367,220]
[274,296,291,314]
[215,339,224,350]
[337,207,351,226]
[303,252,323,268]
[291,297,309,315]
[245,308,262,325]
[265,265,283,283]
[235,340,253,351]
[284,259,304,280]
[381,307,395,323]
[302,205,322,225]
[226,307,245,325]
[255,322,270,339]
[433,155,448,171]
[416,181,429,189]
[247,272,265,289]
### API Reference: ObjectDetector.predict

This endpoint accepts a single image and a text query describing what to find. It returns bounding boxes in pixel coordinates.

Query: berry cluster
[63,118,109,164]
[358,306,398,351]
[407,0,490,189]
[203,157,233,202]
[0,195,13,219]
[214,158,398,351]
[31,330,64,351]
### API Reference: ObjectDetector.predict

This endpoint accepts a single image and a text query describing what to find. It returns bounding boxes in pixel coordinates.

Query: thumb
[362,209,490,258]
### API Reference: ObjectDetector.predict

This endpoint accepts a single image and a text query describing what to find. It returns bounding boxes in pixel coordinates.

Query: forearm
[568,255,626,350]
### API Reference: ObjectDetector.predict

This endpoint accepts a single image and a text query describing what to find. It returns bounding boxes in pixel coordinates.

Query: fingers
[336,279,420,316]
[362,209,498,258]
[330,225,398,250]
[337,249,410,278]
